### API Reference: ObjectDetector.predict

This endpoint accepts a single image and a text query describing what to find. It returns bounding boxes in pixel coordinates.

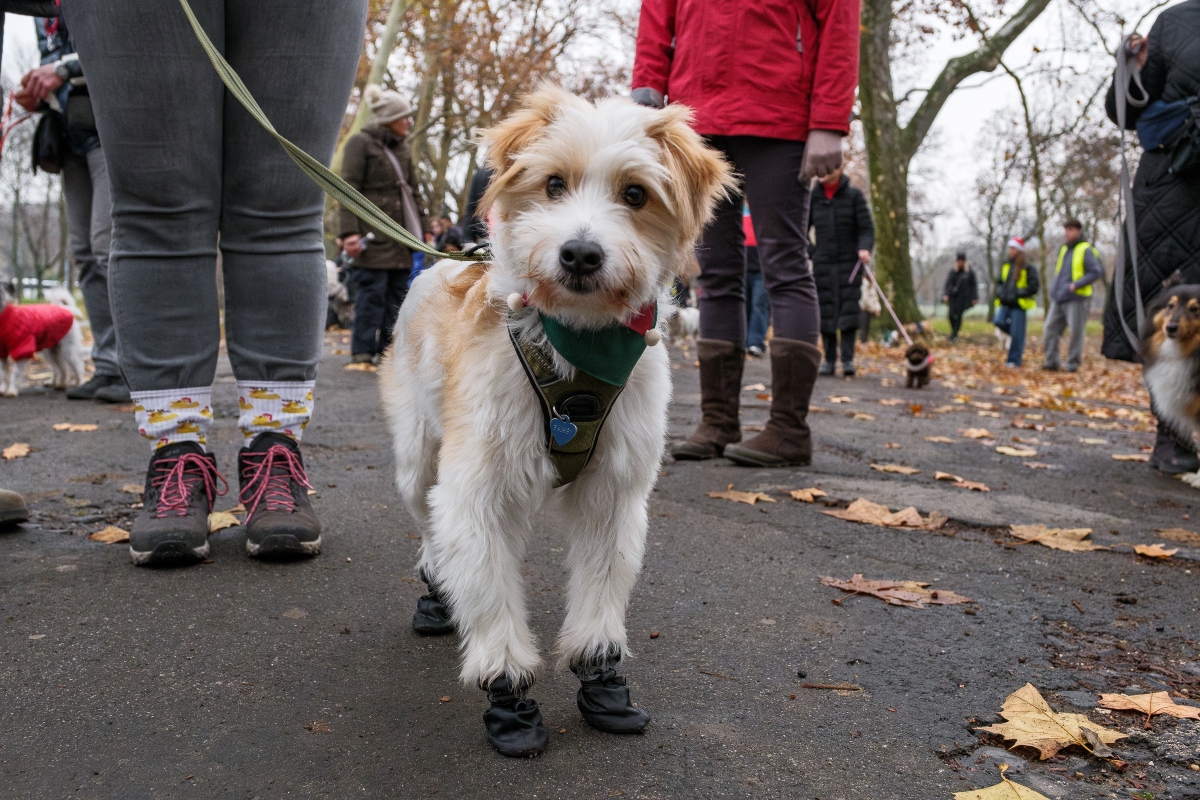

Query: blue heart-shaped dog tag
[550,416,577,446]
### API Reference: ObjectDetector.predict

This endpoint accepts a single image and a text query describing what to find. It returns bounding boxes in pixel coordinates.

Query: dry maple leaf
[1079,437,1107,445]
[870,464,920,475]
[1008,524,1106,552]
[707,484,776,506]
[878,398,904,406]
[884,442,901,449]
[851,412,876,421]
[961,428,992,439]
[977,683,1125,759]
[742,383,766,392]
[954,480,991,492]
[52,423,99,432]
[1111,453,1150,462]
[1098,691,1200,727]
[926,436,956,444]
[789,487,827,503]
[829,395,853,403]
[823,498,945,530]
[1023,462,1052,470]
[344,362,377,372]
[935,471,964,482]
[978,410,1002,418]
[88,526,129,544]
[954,765,1052,800]
[1133,543,1179,558]
[208,511,243,533]
[3,443,31,460]
[996,446,1037,457]
[1156,528,1200,546]
[820,574,971,609]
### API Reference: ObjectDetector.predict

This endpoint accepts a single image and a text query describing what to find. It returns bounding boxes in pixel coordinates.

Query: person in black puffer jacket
[1103,0,1200,474]
[809,168,874,376]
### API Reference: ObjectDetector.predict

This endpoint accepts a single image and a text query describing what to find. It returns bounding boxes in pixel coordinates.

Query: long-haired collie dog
[0,279,85,397]
[1142,284,1200,486]
[380,85,732,757]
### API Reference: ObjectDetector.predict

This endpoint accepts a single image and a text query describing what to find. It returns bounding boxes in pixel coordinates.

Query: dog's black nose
[1167,322,1180,337]
[559,240,604,276]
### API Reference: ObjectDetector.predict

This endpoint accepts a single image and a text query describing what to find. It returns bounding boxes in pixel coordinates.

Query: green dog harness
[508,307,656,487]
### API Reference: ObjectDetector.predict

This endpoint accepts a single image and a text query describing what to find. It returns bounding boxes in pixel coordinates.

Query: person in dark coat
[1103,0,1200,475]
[808,166,874,376]
[942,252,978,341]
[339,86,428,364]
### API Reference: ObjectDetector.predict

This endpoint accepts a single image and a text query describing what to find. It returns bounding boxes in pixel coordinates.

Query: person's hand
[16,66,63,111]
[858,249,871,264]
[343,235,363,258]
[800,129,843,180]
[1128,33,1149,71]
[942,294,950,303]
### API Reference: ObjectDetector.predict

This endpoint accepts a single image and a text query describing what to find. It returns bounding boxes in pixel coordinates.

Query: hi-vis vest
[996,261,1035,311]
[1054,241,1099,297]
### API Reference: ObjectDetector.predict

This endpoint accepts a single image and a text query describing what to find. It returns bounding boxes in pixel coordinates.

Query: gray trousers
[62,146,117,378]
[1042,298,1090,371]
[62,0,366,391]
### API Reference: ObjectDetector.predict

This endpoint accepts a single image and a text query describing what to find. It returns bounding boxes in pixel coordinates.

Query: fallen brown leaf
[344,362,377,372]
[789,487,827,503]
[1156,528,1200,546]
[925,436,956,443]
[996,445,1037,457]
[3,443,31,460]
[88,526,129,544]
[829,395,854,403]
[977,683,1125,759]
[1023,462,1052,469]
[742,383,766,391]
[208,511,242,533]
[884,442,901,449]
[119,483,144,495]
[1133,543,1179,559]
[954,765,1052,799]
[1098,691,1200,726]
[1079,437,1108,445]
[1111,453,1150,462]
[820,574,972,609]
[304,720,332,733]
[52,423,98,432]
[870,464,920,475]
[934,471,963,482]
[1008,524,1106,552]
[755,393,771,401]
[707,484,776,506]
[953,479,991,492]
[823,498,946,531]
[878,398,904,406]
[961,428,992,439]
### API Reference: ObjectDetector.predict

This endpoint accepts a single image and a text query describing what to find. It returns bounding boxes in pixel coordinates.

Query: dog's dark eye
[546,176,566,199]
[622,185,647,208]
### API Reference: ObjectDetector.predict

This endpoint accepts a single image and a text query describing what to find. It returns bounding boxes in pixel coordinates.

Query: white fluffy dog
[381,85,731,757]
[0,280,86,397]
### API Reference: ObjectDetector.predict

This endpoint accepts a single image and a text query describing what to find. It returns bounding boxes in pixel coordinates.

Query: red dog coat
[0,303,75,361]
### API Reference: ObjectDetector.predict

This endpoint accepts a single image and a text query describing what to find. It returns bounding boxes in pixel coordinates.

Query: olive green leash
[177,0,485,263]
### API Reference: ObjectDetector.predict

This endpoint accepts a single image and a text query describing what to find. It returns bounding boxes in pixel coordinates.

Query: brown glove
[800,129,844,180]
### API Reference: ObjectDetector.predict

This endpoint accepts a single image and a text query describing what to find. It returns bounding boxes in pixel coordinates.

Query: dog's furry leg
[0,358,15,397]
[1181,471,1200,489]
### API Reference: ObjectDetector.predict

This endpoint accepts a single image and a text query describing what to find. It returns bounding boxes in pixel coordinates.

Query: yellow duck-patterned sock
[236,381,315,442]
[131,387,214,450]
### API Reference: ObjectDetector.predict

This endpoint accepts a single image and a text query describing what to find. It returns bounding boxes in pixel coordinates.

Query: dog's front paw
[1,388,17,398]
[1181,471,1200,488]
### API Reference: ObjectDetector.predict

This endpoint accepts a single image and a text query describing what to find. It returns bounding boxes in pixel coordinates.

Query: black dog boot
[481,675,548,757]
[412,567,454,635]
[571,649,650,734]
[1149,421,1200,475]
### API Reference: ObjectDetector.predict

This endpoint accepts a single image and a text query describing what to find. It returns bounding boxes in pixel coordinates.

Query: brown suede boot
[671,339,745,460]
[723,338,821,467]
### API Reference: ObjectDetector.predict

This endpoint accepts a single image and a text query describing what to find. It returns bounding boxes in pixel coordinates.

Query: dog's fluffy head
[478,85,734,328]
[905,343,930,366]
[1151,286,1200,356]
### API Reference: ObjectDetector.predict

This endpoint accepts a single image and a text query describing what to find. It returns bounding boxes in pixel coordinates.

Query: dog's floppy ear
[478,84,568,217]
[644,105,736,249]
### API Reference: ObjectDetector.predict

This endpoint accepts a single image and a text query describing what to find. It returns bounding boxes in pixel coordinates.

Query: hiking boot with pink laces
[238,432,321,559]
[129,442,226,567]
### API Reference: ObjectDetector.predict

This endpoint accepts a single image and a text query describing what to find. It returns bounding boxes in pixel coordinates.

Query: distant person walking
[743,205,770,358]
[339,86,428,365]
[15,15,128,403]
[993,237,1039,368]
[1042,220,1102,372]
[942,252,977,341]
[809,166,874,377]
[1103,2,1200,475]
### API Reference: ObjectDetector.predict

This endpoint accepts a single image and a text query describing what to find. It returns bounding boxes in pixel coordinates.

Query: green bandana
[539,309,657,387]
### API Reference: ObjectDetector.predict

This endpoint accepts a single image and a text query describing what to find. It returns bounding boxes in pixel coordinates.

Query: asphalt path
[2,332,1199,799]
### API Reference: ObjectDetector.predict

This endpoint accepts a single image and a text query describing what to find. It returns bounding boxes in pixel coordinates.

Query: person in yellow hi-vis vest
[1042,220,1103,372]
[993,237,1040,367]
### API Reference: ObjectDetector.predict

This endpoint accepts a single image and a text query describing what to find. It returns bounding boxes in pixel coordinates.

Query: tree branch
[899,0,1052,161]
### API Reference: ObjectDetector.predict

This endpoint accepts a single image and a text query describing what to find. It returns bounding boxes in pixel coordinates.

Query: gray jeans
[62,0,366,391]
[62,146,117,378]
[1042,298,1090,371]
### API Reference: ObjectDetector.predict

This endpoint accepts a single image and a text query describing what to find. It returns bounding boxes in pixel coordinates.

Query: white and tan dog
[381,85,731,756]
[0,279,86,397]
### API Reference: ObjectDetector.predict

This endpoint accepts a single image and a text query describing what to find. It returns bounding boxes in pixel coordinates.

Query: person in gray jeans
[63,0,366,567]
[16,15,127,403]
[1042,219,1102,373]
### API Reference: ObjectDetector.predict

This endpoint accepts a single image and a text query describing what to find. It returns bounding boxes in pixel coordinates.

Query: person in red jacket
[633,0,860,468]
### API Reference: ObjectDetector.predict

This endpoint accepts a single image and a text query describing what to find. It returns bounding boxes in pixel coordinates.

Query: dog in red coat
[0,279,85,397]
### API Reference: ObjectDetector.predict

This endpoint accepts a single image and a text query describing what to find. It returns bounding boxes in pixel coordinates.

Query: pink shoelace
[240,444,312,517]
[152,453,227,519]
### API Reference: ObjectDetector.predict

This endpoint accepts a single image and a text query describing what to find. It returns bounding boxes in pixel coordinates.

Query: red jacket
[0,303,75,361]
[632,0,860,141]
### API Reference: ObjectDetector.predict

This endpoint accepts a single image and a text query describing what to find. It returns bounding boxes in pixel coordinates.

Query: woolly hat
[364,85,414,124]
[1006,237,1025,252]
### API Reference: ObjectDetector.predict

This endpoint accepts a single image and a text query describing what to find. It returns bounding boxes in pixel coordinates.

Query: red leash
[0,90,34,163]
